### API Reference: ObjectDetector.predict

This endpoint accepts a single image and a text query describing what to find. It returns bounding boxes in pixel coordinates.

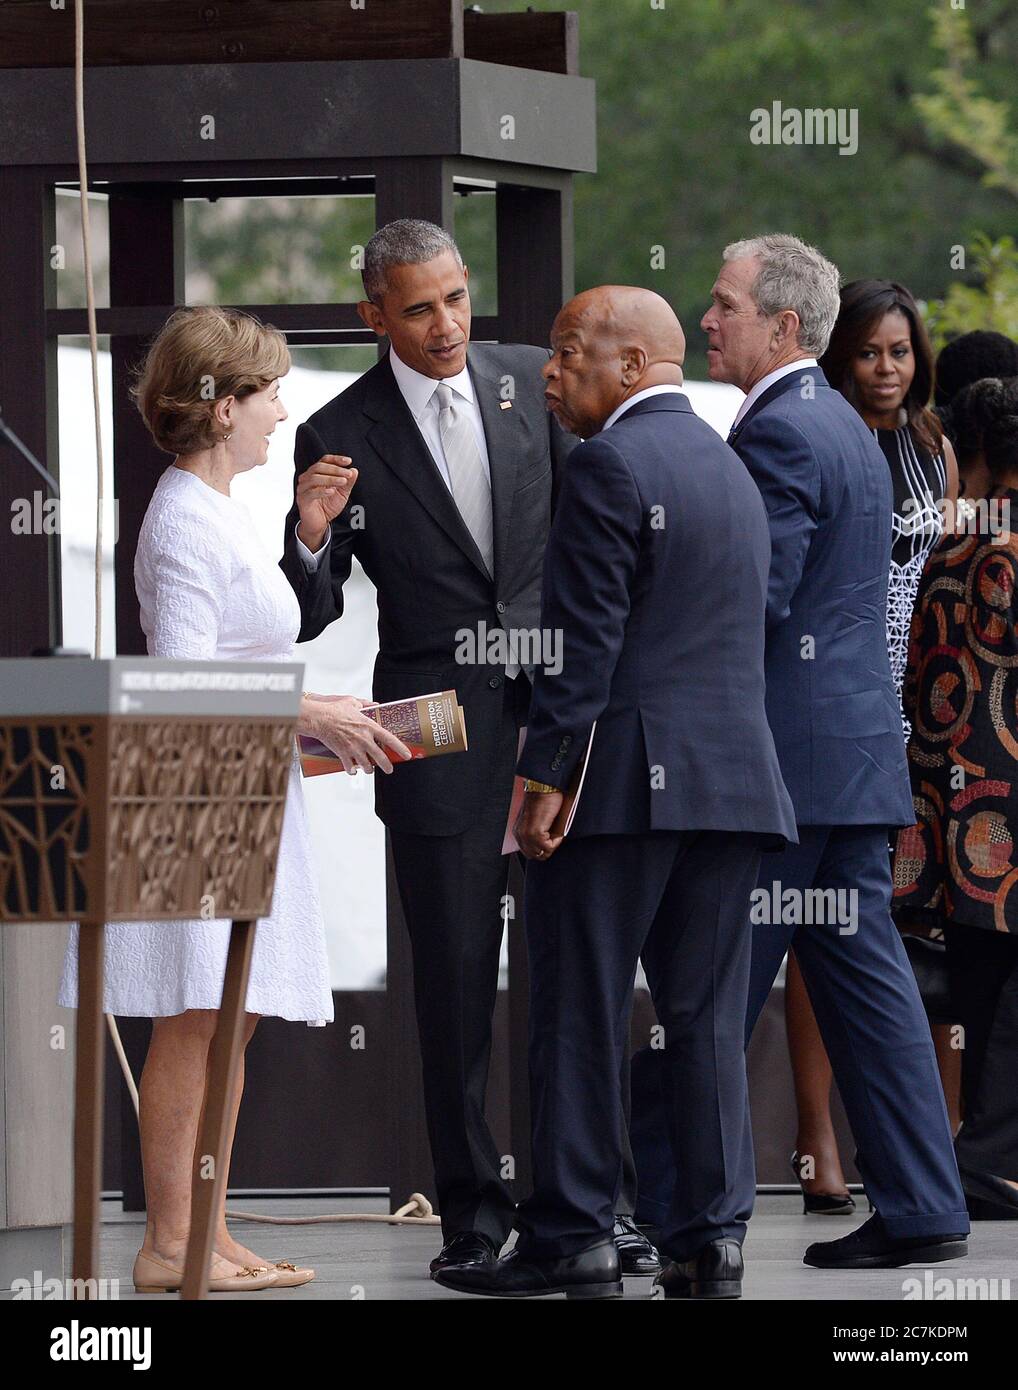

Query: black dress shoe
[654,1239,743,1299]
[433,1238,623,1299]
[613,1216,663,1276]
[429,1232,499,1277]
[790,1151,856,1216]
[803,1214,967,1269]
[959,1165,1018,1220]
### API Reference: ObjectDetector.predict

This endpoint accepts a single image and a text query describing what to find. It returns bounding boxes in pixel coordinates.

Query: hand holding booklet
[298,690,468,777]
[501,723,596,854]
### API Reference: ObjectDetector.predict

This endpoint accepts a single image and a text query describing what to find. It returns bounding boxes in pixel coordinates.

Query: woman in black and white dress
[822,281,958,738]
[775,282,959,1215]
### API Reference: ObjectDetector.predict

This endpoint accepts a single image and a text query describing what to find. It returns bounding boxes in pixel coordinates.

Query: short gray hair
[723,234,841,356]
[362,219,464,303]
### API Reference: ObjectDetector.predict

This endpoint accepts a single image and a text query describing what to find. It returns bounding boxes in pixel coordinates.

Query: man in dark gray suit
[279,220,594,1276]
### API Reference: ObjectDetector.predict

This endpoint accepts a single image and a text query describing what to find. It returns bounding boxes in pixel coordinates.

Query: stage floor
[95,1193,1016,1301]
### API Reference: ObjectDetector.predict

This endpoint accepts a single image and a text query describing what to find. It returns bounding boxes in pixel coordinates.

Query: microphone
[0,408,60,497]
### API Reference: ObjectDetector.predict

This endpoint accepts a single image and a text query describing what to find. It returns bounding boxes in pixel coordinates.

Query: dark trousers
[516,828,763,1262]
[388,675,525,1245]
[944,921,1018,1182]
[746,825,969,1238]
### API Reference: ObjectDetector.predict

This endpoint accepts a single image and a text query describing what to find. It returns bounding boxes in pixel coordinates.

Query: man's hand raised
[296,454,358,552]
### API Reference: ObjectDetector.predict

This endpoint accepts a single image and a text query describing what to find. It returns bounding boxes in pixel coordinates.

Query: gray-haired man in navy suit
[703,233,969,1270]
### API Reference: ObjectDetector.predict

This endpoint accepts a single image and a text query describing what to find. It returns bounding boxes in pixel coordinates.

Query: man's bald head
[557,286,686,365]
[543,286,686,437]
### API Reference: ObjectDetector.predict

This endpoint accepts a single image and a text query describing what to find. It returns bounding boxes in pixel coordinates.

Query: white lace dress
[58,465,334,1025]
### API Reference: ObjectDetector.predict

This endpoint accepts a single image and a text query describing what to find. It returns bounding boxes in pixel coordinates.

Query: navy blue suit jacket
[517,393,797,842]
[728,366,914,828]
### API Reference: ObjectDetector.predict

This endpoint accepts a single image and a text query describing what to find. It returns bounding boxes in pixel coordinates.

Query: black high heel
[790,1151,857,1216]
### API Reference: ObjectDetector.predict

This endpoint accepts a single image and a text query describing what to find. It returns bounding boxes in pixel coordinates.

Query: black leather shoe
[803,1214,967,1268]
[613,1216,663,1276]
[654,1238,743,1299]
[433,1238,623,1299]
[960,1165,1018,1220]
[791,1151,856,1216]
[429,1232,499,1277]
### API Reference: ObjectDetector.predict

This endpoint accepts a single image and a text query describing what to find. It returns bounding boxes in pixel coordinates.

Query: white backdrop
[56,346,742,988]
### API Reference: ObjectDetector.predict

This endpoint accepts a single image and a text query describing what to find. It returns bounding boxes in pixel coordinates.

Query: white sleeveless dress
[57,465,334,1025]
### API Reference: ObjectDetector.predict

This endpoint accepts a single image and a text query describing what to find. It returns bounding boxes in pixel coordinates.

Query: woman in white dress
[58,307,409,1293]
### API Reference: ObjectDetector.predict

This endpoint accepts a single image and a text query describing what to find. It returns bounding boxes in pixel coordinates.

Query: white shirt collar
[388,343,475,421]
[732,357,818,429]
[602,385,686,432]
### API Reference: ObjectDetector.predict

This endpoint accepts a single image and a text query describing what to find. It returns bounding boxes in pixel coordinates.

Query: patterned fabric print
[875,425,947,740]
[892,490,1018,935]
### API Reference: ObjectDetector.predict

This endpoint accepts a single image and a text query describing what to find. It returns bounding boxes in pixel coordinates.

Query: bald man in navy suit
[436,286,797,1301]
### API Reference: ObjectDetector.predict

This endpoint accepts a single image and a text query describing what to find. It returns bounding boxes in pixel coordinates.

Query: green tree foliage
[910,6,1018,347]
[512,0,1017,372]
[914,4,1018,201]
[924,234,1018,350]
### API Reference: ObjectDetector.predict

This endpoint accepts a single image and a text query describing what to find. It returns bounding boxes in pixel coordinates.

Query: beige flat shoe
[249,1259,315,1288]
[133,1248,280,1293]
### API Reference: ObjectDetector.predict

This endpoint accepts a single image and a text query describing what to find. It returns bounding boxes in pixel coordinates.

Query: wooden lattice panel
[0,719,94,920]
[0,716,294,922]
[105,718,293,920]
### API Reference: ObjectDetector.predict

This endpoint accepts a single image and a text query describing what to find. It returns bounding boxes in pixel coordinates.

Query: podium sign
[0,658,304,1298]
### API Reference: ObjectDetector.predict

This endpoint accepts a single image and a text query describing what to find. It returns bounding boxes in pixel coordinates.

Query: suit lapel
[362,353,491,579]
[467,345,532,585]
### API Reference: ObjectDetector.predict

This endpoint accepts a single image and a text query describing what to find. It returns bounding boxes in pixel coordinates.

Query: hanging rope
[74,0,104,662]
[73,0,140,1150]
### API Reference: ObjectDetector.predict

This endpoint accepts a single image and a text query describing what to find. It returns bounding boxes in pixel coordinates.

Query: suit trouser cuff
[880,1210,971,1239]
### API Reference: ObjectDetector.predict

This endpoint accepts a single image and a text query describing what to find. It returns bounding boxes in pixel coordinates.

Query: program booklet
[298,690,468,776]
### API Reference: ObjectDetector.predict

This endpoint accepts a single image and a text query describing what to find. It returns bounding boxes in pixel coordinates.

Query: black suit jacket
[517,394,797,843]
[280,342,578,835]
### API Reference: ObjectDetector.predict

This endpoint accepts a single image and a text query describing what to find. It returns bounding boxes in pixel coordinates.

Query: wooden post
[72,920,106,1296]
[109,188,184,657]
[496,181,574,348]
[180,919,256,1300]
[0,166,59,656]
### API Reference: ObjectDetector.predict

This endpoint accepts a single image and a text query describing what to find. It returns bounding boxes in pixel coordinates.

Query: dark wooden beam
[496,182,573,348]
[108,189,184,656]
[0,0,464,67]
[464,9,578,76]
[0,61,597,174]
[0,167,59,656]
[52,307,501,347]
[50,304,369,338]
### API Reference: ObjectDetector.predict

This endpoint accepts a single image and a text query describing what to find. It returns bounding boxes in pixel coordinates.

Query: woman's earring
[222,431,232,442]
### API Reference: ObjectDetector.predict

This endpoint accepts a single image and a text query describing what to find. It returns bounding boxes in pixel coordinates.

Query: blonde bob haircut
[133,306,290,455]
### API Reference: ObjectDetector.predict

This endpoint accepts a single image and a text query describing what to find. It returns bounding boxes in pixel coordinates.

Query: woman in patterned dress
[892,377,1018,1217]
[776,282,959,1212]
